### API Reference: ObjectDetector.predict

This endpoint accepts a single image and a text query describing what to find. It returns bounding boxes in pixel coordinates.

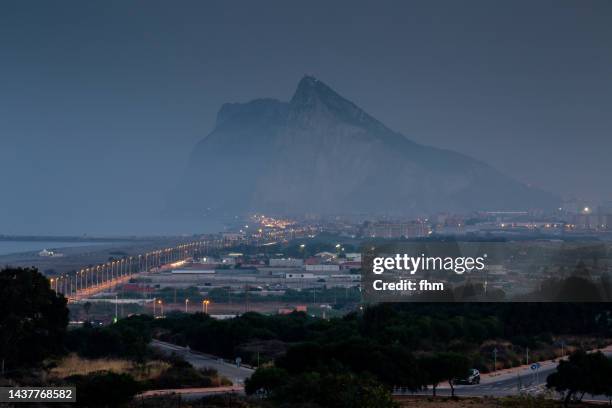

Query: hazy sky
[1,0,611,235]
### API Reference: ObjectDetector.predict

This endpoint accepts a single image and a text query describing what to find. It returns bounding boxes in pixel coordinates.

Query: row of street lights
[186,298,211,314]
[50,241,217,301]
[153,298,212,317]
[51,233,296,301]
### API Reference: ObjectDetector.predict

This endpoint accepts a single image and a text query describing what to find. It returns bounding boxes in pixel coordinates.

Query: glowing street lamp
[158,299,164,317]
[185,298,190,313]
[202,299,210,314]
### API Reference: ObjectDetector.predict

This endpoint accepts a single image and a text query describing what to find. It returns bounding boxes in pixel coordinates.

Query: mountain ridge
[173,76,557,217]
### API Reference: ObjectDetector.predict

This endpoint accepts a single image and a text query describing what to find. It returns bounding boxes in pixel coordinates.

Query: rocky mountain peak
[289,75,387,132]
[174,76,558,217]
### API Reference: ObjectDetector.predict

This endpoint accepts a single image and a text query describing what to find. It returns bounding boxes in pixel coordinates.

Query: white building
[305,264,340,272]
[171,269,216,274]
[269,258,304,267]
[285,273,316,279]
[39,249,63,257]
[221,257,236,265]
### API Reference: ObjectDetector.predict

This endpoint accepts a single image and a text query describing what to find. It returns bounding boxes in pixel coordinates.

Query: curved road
[400,347,612,401]
[151,339,254,385]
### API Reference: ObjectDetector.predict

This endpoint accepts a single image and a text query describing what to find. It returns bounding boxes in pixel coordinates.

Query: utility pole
[493,348,498,372]
[245,285,249,313]
[526,347,529,365]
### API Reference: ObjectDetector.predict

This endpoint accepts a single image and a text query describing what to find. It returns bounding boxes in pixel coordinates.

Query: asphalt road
[400,348,612,401]
[448,366,552,397]
[396,365,552,398]
[150,339,254,385]
[149,341,612,403]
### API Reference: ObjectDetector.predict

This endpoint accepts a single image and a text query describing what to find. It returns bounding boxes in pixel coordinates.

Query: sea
[0,241,106,256]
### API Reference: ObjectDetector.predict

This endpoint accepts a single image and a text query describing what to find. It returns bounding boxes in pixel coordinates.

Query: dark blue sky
[1,1,611,235]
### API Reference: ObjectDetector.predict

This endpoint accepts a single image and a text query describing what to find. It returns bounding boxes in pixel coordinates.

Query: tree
[419,352,471,397]
[419,355,442,396]
[0,267,68,374]
[246,366,397,407]
[244,366,288,396]
[149,358,214,389]
[547,350,612,407]
[443,352,472,397]
[275,372,397,408]
[65,315,152,362]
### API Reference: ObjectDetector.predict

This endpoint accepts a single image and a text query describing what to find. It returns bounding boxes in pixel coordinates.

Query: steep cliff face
[176,76,556,216]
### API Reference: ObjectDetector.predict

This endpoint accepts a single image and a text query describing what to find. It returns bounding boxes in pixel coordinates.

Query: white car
[454,368,481,385]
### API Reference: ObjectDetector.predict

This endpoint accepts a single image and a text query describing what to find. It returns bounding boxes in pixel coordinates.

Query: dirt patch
[396,395,601,407]
[49,354,170,381]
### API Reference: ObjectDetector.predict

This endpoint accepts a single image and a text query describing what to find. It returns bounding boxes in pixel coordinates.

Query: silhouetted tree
[547,350,612,407]
[245,366,288,396]
[0,267,68,374]
[419,352,471,397]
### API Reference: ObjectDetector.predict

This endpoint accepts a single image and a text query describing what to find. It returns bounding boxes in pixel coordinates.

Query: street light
[158,299,164,317]
[202,299,210,314]
[493,348,498,372]
[560,340,566,358]
[185,298,190,313]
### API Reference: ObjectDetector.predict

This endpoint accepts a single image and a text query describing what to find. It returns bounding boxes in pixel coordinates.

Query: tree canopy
[0,267,68,373]
[547,350,612,407]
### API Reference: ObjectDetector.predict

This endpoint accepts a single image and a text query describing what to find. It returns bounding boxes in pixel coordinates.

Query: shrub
[66,371,140,407]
